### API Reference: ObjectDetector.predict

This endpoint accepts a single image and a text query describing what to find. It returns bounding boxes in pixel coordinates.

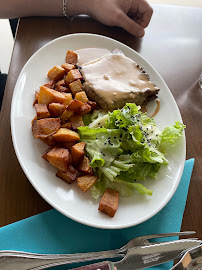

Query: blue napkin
[0,159,194,270]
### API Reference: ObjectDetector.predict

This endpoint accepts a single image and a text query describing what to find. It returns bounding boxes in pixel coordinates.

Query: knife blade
[170,244,202,270]
[69,239,201,270]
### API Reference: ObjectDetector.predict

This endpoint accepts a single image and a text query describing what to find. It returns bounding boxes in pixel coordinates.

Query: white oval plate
[11,33,186,229]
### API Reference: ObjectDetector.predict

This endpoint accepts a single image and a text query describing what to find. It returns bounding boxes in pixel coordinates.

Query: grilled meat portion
[80,51,159,111]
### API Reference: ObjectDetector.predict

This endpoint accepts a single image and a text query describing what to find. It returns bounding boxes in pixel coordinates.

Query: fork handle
[0,250,121,270]
[70,261,114,270]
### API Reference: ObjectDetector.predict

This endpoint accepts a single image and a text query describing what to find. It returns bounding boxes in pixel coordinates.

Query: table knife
[70,240,201,270]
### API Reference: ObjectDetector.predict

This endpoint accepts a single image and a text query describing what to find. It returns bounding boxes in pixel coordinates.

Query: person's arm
[1,0,153,38]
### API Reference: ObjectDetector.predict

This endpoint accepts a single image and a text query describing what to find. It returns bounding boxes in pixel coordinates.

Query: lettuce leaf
[79,104,185,200]
[160,121,185,150]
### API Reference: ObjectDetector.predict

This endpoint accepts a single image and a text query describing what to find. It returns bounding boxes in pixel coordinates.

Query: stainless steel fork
[0,231,198,270]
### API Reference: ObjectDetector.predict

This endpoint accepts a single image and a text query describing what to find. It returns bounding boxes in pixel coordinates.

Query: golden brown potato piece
[71,142,86,164]
[76,103,91,115]
[55,79,66,87]
[47,65,65,81]
[31,116,37,126]
[33,91,39,106]
[77,156,93,174]
[88,101,97,111]
[65,69,83,85]
[40,135,56,146]
[60,141,76,151]
[53,128,80,142]
[65,50,78,64]
[46,147,70,172]
[61,122,72,129]
[43,80,55,89]
[62,93,73,105]
[38,86,66,105]
[56,165,78,184]
[98,188,119,217]
[69,79,84,96]
[32,118,60,139]
[35,104,50,119]
[69,115,84,130]
[42,146,55,161]
[60,109,75,121]
[48,103,67,117]
[55,85,69,93]
[61,63,76,73]
[67,99,84,111]
[75,91,89,103]
[77,175,98,192]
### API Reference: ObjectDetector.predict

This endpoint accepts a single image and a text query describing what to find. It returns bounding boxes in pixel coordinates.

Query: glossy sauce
[141,99,161,117]
[141,104,148,113]
[75,48,109,66]
[75,48,159,111]
[150,99,160,117]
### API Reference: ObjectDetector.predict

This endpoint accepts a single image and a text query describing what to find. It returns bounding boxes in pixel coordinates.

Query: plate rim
[10,33,186,229]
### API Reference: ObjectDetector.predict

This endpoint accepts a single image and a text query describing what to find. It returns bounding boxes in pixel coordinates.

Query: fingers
[136,0,153,28]
[139,9,153,28]
[115,10,145,38]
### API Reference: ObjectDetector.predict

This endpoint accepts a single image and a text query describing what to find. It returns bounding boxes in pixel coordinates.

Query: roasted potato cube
[60,141,76,151]
[46,147,70,172]
[71,142,86,164]
[38,86,66,105]
[35,104,50,119]
[48,103,67,117]
[65,50,78,64]
[61,122,72,129]
[33,91,39,106]
[40,135,56,146]
[62,93,73,105]
[56,165,78,184]
[77,175,98,192]
[77,156,93,174]
[53,128,80,142]
[60,109,75,121]
[43,80,55,89]
[55,85,69,92]
[32,118,60,139]
[75,91,89,103]
[65,69,83,85]
[76,103,91,115]
[69,80,84,96]
[69,115,84,130]
[88,101,97,111]
[98,188,119,217]
[67,99,84,111]
[42,146,55,161]
[47,65,65,81]
[61,63,76,73]
[55,79,66,87]
[31,116,37,126]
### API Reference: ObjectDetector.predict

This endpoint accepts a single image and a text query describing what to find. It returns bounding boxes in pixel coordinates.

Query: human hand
[87,0,153,38]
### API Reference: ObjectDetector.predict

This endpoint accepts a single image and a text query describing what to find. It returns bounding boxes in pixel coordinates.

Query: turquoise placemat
[0,159,194,269]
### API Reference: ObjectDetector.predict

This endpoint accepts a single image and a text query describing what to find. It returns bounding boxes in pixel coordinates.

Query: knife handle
[70,261,115,270]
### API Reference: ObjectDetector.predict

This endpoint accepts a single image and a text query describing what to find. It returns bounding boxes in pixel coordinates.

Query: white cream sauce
[74,48,159,111]
[75,48,109,66]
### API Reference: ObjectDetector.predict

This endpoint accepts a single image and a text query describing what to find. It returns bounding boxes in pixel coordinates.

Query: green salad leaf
[78,103,185,199]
